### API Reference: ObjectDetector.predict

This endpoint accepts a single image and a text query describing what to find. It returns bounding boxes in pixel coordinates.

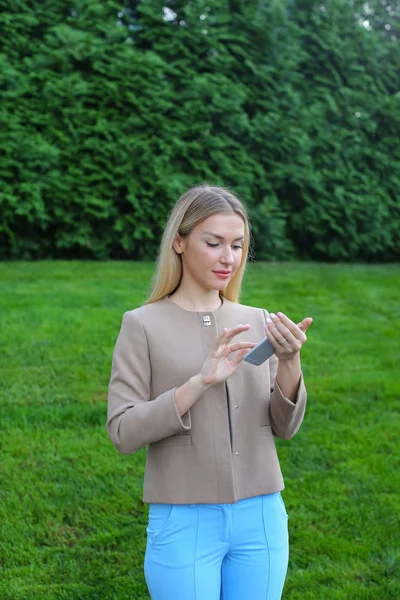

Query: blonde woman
[106,185,312,600]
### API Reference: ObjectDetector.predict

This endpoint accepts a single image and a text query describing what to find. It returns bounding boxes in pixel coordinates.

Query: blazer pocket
[151,433,193,448]
[260,425,272,438]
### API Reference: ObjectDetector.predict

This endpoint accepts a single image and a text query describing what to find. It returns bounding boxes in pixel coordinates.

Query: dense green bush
[0,0,399,261]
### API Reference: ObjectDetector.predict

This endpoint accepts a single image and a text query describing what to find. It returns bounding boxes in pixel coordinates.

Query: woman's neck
[169,285,222,312]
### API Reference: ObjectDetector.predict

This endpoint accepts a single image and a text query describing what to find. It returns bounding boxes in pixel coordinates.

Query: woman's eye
[206,242,242,249]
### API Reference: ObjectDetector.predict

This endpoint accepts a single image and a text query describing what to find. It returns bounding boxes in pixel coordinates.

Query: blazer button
[235,452,239,456]
[234,404,239,409]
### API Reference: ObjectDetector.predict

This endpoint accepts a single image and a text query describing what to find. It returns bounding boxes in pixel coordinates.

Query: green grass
[1,261,399,600]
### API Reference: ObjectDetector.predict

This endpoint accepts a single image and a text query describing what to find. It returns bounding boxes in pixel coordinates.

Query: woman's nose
[220,247,234,264]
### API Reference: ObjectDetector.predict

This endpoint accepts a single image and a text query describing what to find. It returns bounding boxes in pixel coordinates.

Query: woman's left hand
[265,312,313,362]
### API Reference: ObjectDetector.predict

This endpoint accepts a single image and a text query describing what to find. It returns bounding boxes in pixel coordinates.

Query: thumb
[297,317,313,333]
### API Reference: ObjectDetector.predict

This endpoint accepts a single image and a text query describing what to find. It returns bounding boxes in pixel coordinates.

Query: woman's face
[173,212,245,292]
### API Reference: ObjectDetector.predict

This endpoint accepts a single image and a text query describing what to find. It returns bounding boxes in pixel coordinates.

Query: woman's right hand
[199,325,257,386]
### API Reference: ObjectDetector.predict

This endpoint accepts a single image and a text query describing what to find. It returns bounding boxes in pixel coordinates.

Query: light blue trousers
[144,492,289,600]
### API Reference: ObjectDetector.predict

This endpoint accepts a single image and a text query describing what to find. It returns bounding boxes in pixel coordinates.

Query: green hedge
[0,0,399,260]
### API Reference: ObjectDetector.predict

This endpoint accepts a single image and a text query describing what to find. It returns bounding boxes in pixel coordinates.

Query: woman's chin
[203,274,232,291]
[209,282,228,291]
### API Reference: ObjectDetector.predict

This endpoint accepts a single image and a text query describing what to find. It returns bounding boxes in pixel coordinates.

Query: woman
[106,184,312,600]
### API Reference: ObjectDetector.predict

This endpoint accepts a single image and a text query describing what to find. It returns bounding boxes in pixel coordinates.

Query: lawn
[0,260,399,600]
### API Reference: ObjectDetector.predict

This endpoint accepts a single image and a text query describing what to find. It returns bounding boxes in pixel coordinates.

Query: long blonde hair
[145,184,251,304]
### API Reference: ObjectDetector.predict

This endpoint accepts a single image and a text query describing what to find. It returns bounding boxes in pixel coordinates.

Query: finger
[228,341,257,353]
[267,313,298,346]
[297,317,313,333]
[265,325,292,350]
[222,324,251,343]
[231,347,252,366]
[265,314,294,347]
[212,328,228,351]
[264,324,284,350]
[222,341,257,358]
[213,325,251,352]
[275,312,307,342]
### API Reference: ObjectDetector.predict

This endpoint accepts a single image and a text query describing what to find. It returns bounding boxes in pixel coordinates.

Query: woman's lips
[213,271,231,279]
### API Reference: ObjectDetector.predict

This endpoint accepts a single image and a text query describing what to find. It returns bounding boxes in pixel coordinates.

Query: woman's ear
[172,233,184,255]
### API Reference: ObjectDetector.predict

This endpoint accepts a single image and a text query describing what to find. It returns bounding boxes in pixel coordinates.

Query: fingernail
[270,313,276,319]
[277,312,284,318]
[265,325,270,332]
[266,318,272,325]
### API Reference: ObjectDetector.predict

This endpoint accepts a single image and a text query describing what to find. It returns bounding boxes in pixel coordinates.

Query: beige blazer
[106,296,307,504]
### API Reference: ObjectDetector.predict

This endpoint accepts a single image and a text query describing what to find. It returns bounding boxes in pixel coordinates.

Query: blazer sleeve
[263,309,307,440]
[105,311,191,454]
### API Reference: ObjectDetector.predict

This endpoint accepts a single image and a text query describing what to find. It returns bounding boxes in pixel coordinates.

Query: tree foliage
[0,0,399,260]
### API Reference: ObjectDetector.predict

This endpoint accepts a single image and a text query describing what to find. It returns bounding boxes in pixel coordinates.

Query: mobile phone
[243,336,275,366]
